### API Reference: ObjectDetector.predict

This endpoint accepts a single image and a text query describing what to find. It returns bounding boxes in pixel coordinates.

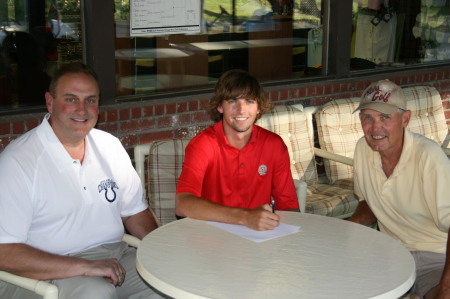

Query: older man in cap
[348,79,450,298]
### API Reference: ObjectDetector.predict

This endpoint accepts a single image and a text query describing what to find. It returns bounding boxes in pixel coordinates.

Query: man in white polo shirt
[0,63,162,298]
[348,79,450,298]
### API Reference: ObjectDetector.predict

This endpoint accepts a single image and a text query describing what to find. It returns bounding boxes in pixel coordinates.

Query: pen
[270,199,275,213]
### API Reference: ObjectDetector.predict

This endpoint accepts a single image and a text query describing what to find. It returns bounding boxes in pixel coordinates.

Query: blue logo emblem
[98,179,119,202]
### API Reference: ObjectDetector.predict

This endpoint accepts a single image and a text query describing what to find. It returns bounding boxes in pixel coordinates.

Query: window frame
[3,0,450,113]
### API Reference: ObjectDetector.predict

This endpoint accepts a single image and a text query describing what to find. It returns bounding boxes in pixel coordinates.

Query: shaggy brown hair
[208,69,272,122]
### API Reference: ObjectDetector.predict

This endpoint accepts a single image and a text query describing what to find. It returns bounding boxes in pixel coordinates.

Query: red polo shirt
[176,121,299,210]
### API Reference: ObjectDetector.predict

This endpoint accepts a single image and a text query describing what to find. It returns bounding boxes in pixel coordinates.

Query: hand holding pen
[245,201,279,230]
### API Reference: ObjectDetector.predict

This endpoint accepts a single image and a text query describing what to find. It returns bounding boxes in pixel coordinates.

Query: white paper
[130,0,201,36]
[207,221,300,243]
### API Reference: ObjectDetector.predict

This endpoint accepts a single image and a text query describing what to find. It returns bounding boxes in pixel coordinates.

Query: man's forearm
[175,193,281,231]
[347,200,377,226]
[122,209,158,239]
[0,243,126,286]
[0,243,90,280]
[176,192,249,225]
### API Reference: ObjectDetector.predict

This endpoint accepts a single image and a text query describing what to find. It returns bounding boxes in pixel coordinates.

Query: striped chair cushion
[147,139,191,226]
[256,104,318,185]
[305,183,359,217]
[315,98,362,185]
[405,86,448,145]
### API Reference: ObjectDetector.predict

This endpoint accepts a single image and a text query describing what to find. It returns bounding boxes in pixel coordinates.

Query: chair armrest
[314,147,354,166]
[122,233,141,248]
[294,180,307,213]
[0,271,58,299]
[0,235,139,299]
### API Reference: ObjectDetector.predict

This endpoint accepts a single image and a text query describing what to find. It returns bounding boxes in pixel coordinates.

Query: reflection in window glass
[351,0,450,71]
[114,0,324,98]
[0,0,82,110]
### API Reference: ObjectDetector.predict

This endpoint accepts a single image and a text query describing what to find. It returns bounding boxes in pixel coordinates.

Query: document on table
[207,221,300,243]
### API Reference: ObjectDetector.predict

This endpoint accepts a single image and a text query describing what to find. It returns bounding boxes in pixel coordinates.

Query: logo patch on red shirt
[258,164,268,176]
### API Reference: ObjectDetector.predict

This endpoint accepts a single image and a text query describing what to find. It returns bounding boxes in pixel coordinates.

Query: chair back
[256,104,318,185]
[315,85,449,184]
[315,97,362,184]
[405,86,448,145]
[134,139,190,225]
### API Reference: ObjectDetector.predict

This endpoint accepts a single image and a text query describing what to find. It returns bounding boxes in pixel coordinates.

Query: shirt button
[84,186,87,190]
[240,163,243,167]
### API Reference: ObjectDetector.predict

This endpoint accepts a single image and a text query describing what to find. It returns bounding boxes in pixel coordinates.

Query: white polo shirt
[354,130,450,253]
[0,114,147,255]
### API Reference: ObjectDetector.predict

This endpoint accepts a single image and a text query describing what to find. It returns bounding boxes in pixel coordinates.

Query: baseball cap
[353,79,407,114]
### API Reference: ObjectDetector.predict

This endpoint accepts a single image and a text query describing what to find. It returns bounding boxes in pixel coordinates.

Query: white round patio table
[137,211,415,299]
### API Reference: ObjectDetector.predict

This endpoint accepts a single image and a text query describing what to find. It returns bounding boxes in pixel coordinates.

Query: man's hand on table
[243,205,280,231]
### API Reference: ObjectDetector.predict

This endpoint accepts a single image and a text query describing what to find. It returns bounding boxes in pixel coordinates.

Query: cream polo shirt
[0,114,147,255]
[354,130,450,253]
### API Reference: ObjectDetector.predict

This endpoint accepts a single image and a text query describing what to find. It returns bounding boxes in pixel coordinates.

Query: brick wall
[1,68,449,160]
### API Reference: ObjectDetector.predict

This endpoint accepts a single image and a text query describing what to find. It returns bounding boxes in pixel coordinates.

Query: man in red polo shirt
[175,70,299,231]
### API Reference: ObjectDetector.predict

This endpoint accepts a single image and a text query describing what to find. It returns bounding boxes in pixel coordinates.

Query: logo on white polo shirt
[98,179,119,202]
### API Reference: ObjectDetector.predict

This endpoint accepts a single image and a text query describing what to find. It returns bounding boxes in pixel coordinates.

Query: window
[0,0,449,113]
[114,0,325,97]
[351,0,450,71]
[0,0,82,111]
